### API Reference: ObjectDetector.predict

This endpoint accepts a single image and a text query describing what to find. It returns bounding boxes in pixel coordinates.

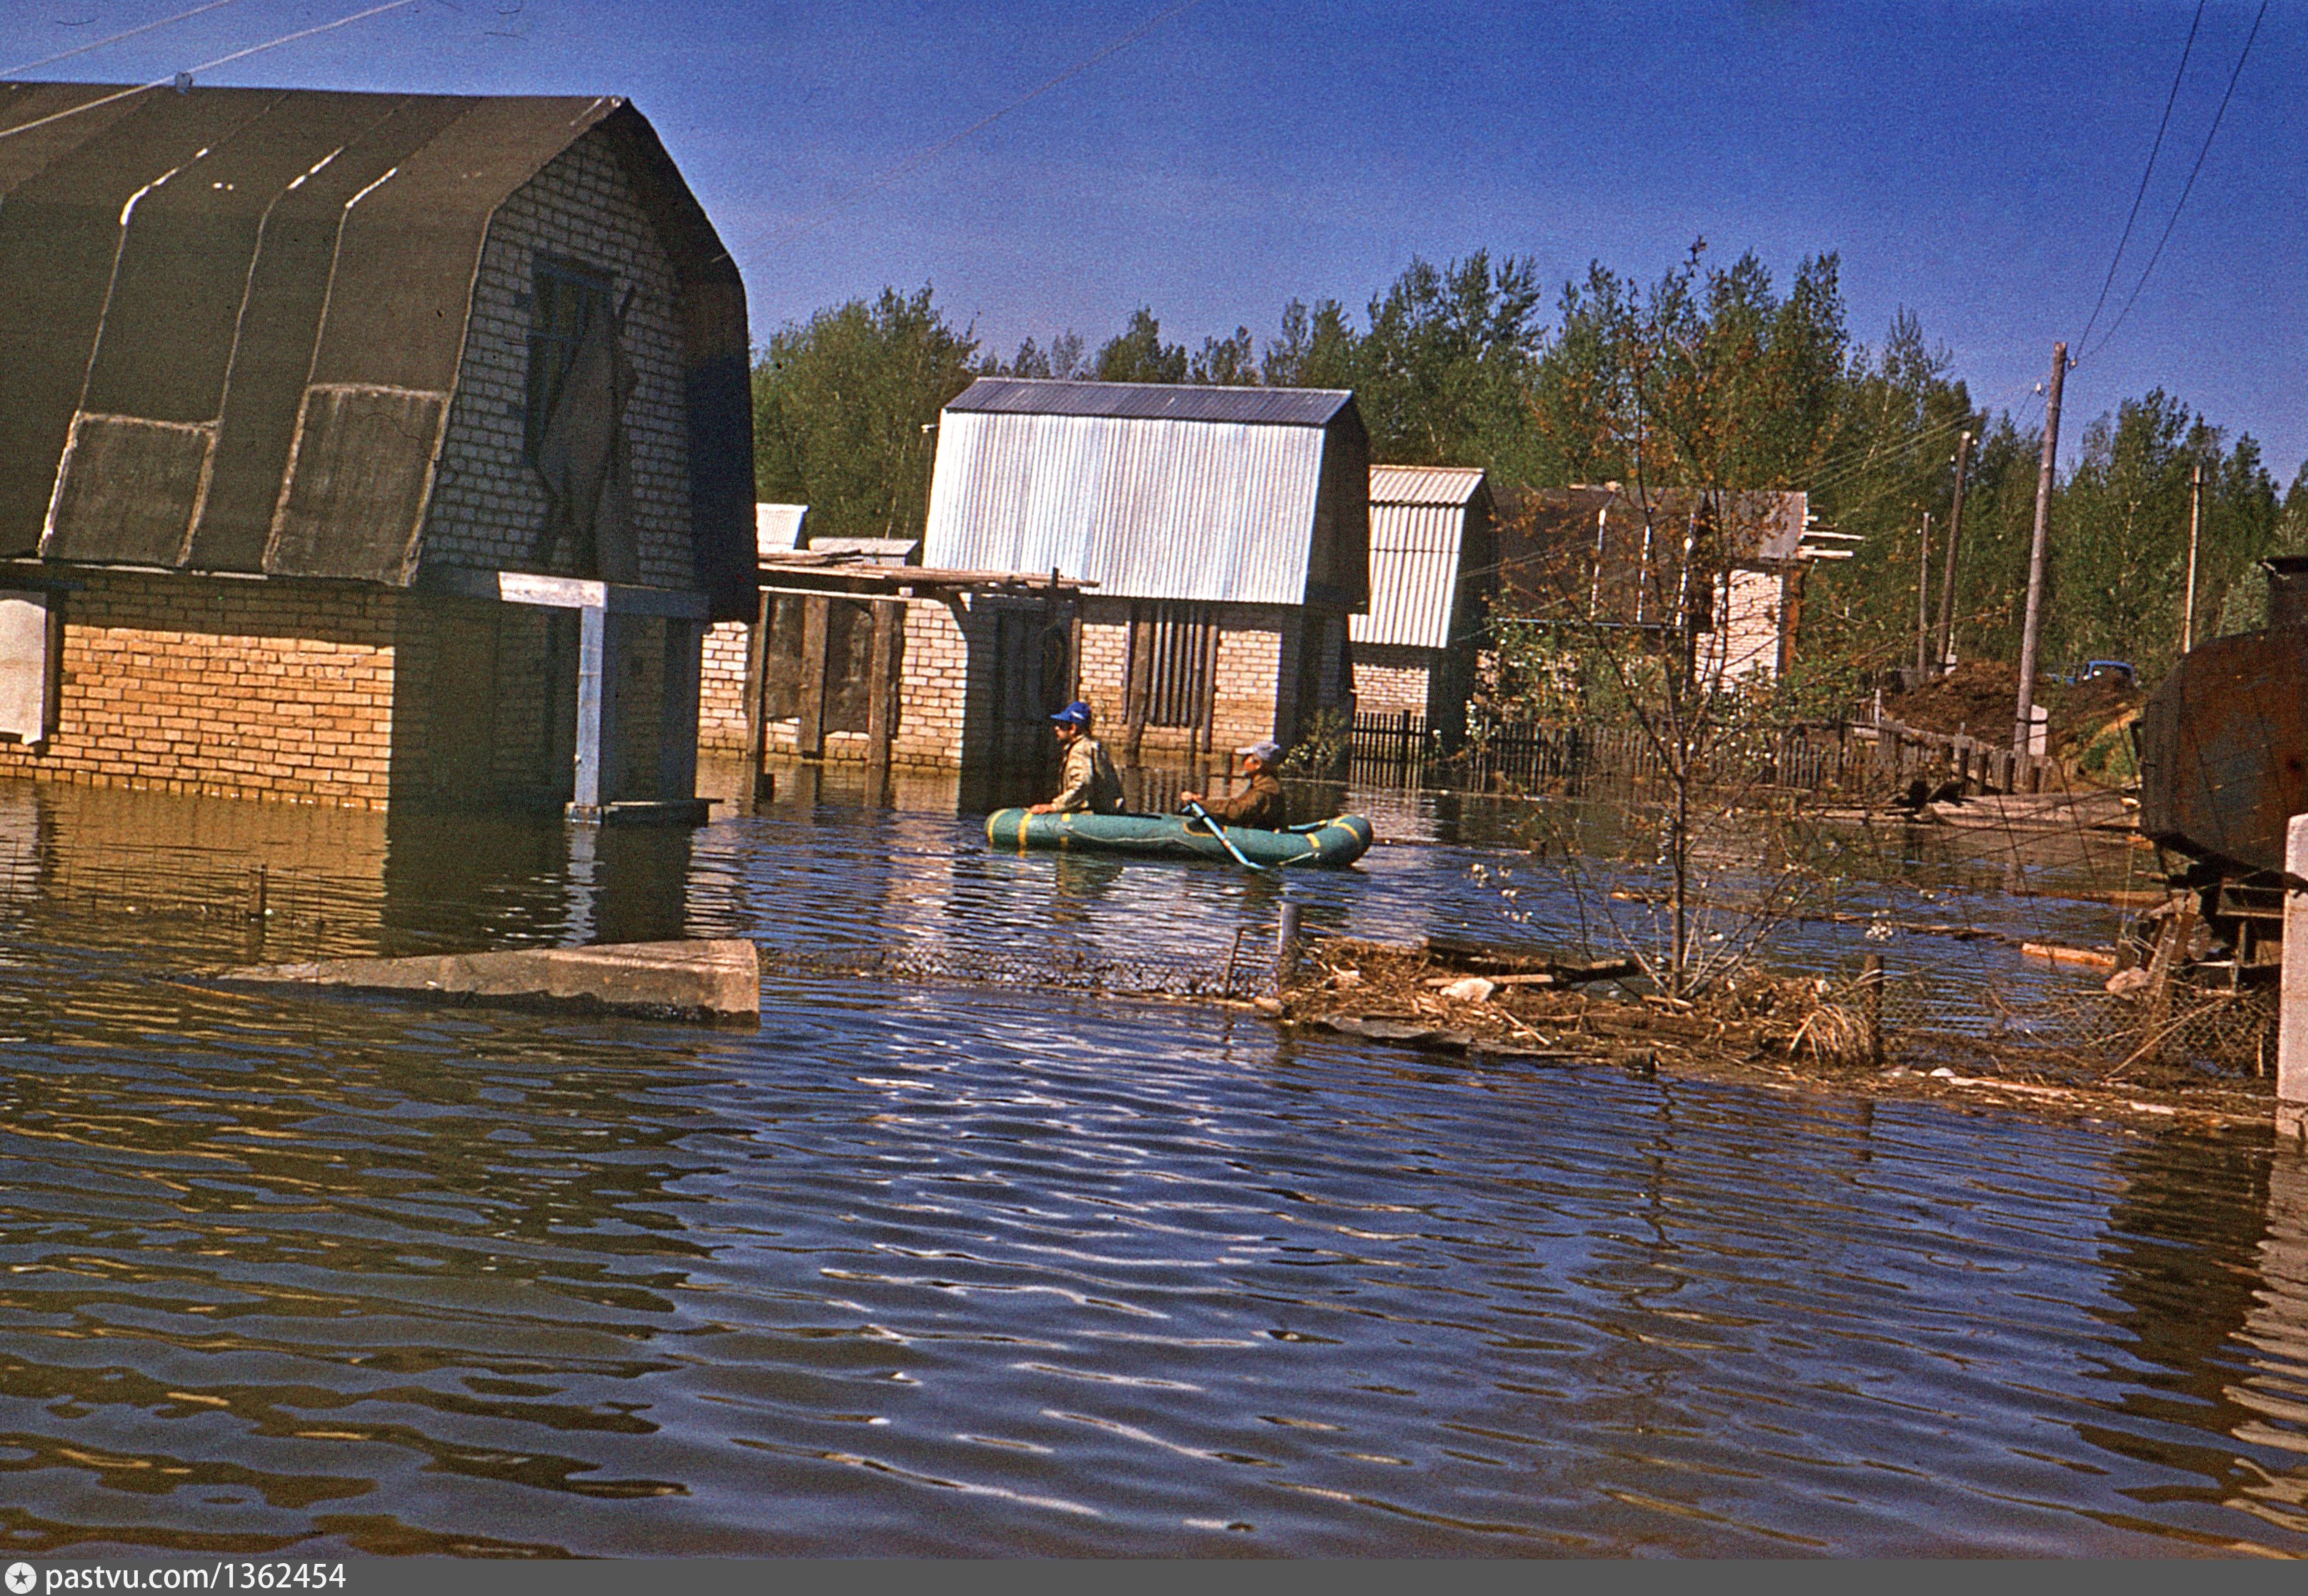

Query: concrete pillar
[2280,814,2308,1142]
[659,618,702,803]
[571,604,623,812]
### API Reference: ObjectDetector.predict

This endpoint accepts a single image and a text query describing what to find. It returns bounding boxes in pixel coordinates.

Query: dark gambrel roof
[0,83,755,620]
[946,377,1357,428]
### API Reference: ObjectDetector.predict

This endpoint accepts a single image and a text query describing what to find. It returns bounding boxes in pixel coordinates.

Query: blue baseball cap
[1051,701,1094,728]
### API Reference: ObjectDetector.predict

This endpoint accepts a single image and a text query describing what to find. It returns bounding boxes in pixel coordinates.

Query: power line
[1,0,247,79]
[2074,0,2204,355]
[763,0,1205,245]
[2082,0,2269,365]
[0,0,421,144]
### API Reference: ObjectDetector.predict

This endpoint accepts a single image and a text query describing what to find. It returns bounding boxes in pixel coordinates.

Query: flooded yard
[0,772,2299,1555]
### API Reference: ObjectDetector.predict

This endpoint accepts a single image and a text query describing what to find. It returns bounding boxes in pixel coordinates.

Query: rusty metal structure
[2136,557,2308,979]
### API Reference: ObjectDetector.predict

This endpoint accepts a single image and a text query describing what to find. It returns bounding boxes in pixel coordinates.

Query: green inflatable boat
[985,809,1374,869]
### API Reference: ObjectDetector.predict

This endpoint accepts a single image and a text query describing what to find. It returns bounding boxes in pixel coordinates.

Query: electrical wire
[0,0,420,143]
[1,0,246,79]
[2082,0,2269,366]
[761,0,1204,244]
[2074,0,2204,356]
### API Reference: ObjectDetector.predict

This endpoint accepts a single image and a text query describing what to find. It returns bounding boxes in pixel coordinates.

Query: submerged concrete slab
[215,939,760,1027]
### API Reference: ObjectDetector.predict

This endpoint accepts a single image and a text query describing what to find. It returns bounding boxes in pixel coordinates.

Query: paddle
[1183,800,1270,872]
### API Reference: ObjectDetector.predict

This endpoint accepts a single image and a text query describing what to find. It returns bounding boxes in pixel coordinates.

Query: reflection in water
[0,777,2303,1553]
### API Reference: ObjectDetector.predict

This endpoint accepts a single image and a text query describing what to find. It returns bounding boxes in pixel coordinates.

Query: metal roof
[944,377,1356,428]
[1370,464,1487,507]
[755,504,808,557]
[923,399,1368,607]
[1352,465,1490,650]
[0,82,754,617]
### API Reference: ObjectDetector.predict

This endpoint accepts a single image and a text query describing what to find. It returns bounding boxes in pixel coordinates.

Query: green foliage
[1807,379,2285,688]
[751,285,981,542]
[1529,244,1849,494]
[1277,707,1350,777]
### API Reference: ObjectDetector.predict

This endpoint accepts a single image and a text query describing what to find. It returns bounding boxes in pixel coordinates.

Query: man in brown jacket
[1182,740,1287,831]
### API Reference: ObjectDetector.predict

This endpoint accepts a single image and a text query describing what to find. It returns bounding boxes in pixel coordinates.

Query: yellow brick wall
[0,571,397,809]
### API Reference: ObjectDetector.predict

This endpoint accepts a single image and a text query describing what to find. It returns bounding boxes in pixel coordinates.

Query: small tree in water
[1492,244,1857,996]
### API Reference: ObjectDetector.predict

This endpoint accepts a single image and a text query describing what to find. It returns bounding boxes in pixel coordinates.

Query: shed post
[659,618,702,804]
[1124,607,1153,766]
[1274,901,1303,991]
[2280,814,2308,1142]
[571,604,623,814]
[796,597,830,759]
[865,599,899,803]
[742,589,771,798]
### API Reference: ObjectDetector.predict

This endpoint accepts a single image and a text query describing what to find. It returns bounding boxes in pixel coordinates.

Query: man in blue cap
[1029,701,1123,815]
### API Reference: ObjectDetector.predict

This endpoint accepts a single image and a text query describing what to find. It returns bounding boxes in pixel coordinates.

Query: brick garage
[0,84,753,813]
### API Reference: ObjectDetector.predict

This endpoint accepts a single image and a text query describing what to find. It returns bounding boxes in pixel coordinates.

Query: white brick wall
[422,129,694,589]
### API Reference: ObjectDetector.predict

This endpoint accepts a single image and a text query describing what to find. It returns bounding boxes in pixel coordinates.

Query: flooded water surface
[0,775,2302,1555]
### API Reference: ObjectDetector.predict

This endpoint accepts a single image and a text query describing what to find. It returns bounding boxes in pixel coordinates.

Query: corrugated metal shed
[1352,466,1490,650]
[923,379,1368,607]
[944,377,1352,428]
[0,82,755,619]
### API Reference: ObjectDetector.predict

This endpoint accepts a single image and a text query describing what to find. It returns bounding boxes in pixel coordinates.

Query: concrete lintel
[416,564,711,619]
[214,938,759,1027]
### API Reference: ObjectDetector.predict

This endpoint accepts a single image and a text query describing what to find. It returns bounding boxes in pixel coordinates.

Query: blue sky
[7,0,2301,475]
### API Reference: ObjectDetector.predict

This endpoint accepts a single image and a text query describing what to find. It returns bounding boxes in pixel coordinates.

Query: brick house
[1349,465,1494,746]
[1490,486,1827,688]
[0,82,754,815]
[920,379,1369,765]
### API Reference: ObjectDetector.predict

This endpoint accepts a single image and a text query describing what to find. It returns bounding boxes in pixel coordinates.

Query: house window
[1126,602,1215,728]
[0,591,60,744]
[524,256,614,464]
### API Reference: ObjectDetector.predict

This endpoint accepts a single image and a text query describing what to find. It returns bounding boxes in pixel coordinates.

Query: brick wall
[1076,599,1289,757]
[741,592,1079,776]
[751,595,980,769]
[700,617,751,750]
[421,128,694,590]
[1351,644,1434,713]
[0,572,396,809]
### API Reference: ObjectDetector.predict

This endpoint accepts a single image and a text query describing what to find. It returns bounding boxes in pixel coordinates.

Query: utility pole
[2183,459,2204,653]
[2013,342,2068,759]
[1932,429,1973,673]
[1915,511,1932,677]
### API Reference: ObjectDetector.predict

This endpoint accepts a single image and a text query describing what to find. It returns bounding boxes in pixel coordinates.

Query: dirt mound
[1883,659,2142,764]
[1887,659,2016,739]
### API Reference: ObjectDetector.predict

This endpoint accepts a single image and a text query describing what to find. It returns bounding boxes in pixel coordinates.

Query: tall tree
[751,285,981,542]
[1092,308,1189,384]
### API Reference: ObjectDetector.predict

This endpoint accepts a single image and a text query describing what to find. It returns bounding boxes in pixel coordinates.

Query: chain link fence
[758,933,1274,1000]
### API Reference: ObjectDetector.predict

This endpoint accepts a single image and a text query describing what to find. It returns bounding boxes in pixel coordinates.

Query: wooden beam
[795,596,829,759]
[1124,605,1152,766]
[864,599,899,803]
[742,589,771,798]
